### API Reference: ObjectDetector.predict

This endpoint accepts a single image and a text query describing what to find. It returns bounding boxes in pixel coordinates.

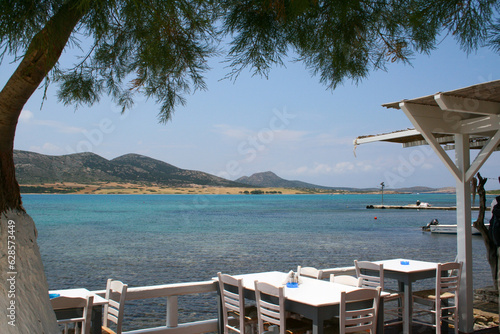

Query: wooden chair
[297,266,324,279]
[217,272,257,334]
[339,287,381,334]
[330,274,362,287]
[102,279,128,334]
[51,295,94,334]
[354,260,403,327]
[254,281,312,334]
[412,262,462,334]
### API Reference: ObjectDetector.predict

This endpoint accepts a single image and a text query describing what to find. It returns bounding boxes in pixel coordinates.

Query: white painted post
[166,296,178,328]
[455,134,474,333]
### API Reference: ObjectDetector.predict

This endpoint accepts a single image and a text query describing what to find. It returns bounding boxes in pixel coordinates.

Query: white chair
[354,260,403,327]
[339,287,381,334]
[412,262,462,334]
[217,272,257,334]
[51,295,94,334]
[102,279,128,334]
[297,266,324,279]
[254,281,311,334]
[330,274,362,287]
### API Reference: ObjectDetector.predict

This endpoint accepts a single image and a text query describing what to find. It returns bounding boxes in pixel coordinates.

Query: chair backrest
[330,274,362,287]
[436,262,462,305]
[354,260,384,290]
[51,295,94,334]
[103,278,128,334]
[254,281,286,334]
[217,272,247,334]
[339,287,381,334]
[297,266,324,279]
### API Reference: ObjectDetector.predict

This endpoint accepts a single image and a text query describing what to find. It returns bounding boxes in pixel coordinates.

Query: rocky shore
[474,286,499,331]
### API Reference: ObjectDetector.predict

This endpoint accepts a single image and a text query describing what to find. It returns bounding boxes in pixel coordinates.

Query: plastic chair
[297,266,324,279]
[217,272,257,334]
[330,274,362,287]
[254,281,311,334]
[102,279,128,334]
[339,287,381,334]
[354,260,403,326]
[412,262,462,334]
[51,295,94,334]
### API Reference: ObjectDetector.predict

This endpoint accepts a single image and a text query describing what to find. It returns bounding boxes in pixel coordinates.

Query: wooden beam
[466,129,500,181]
[398,103,464,134]
[400,102,461,181]
[435,93,500,115]
[460,114,500,134]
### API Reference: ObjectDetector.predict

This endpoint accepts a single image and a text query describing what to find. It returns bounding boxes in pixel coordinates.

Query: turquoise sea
[24,193,496,331]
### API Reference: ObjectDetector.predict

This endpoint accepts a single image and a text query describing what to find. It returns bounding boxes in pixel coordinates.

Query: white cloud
[310,133,354,146]
[35,120,84,134]
[18,109,84,134]
[273,129,308,142]
[212,124,252,140]
[29,143,65,155]
[287,160,374,177]
[19,109,34,123]
[421,163,434,170]
[213,124,308,144]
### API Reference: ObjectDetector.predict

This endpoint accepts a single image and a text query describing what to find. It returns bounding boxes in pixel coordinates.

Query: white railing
[93,280,219,334]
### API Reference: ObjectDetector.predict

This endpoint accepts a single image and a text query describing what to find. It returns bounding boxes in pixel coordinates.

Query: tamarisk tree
[1,1,499,332]
[473,173,499,290]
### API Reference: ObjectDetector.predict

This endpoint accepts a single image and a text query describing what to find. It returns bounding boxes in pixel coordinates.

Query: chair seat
[229,305,258,321]
[264,318,311,334]
[413,289,455,300]
[102,326,117,334]
[383,289,403,301]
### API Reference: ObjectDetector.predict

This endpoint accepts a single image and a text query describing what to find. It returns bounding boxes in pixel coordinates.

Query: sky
[4,35,500,190]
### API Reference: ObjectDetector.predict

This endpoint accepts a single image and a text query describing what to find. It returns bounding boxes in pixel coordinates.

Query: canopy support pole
[455,134,474,333]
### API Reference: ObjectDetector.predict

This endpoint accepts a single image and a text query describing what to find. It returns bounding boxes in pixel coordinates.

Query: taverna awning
[354,79,500,333]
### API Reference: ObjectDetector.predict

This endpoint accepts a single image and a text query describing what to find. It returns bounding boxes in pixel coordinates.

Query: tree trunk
[472,173,498,290]
[0,210,59,333]
[0,1,86,332]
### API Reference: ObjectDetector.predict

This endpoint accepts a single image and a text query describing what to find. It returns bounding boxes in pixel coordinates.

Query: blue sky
[4,36,500,190]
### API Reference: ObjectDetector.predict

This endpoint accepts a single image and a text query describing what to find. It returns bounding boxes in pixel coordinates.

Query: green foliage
[221,0,500,88]
[1,0,499,119]
[19,186,84,193]
[1,0,218,121]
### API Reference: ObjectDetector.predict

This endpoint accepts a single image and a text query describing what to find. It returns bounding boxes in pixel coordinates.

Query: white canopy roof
[354,79,500,333]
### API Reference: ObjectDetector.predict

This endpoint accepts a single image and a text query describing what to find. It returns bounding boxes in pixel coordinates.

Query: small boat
[422,219,487,235]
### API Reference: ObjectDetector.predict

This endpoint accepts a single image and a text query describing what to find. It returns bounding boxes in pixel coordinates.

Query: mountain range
[14,150,245,188]
[13,150,452,193]
[235,171,448,193]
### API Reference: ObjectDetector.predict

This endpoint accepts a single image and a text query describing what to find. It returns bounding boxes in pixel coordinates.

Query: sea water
[23,193,496,331]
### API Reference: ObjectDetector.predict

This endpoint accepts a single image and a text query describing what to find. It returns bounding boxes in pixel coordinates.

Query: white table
[223,271,385,334]
[50,288,108,334]
[374,259,439,334]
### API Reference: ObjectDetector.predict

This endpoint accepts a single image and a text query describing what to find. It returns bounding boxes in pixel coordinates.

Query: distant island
[14,150,457,195]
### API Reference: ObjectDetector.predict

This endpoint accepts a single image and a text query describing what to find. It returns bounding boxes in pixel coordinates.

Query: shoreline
[19,182,460,195]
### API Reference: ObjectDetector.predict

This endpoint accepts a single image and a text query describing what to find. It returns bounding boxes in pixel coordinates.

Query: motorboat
[422,218,488,235]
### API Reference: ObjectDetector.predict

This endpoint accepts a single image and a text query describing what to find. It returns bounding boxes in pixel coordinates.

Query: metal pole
[380,182,385,206]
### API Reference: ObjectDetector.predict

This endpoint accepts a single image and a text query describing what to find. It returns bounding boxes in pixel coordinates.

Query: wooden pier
[366,205,486,210]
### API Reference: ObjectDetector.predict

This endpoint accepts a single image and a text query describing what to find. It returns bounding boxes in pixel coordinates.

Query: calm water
[23,193,496,331]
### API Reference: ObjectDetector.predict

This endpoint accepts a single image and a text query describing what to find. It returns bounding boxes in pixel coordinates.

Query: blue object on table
[400,261,410,265]
[286,282,299,288]
[49,293,60,299]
